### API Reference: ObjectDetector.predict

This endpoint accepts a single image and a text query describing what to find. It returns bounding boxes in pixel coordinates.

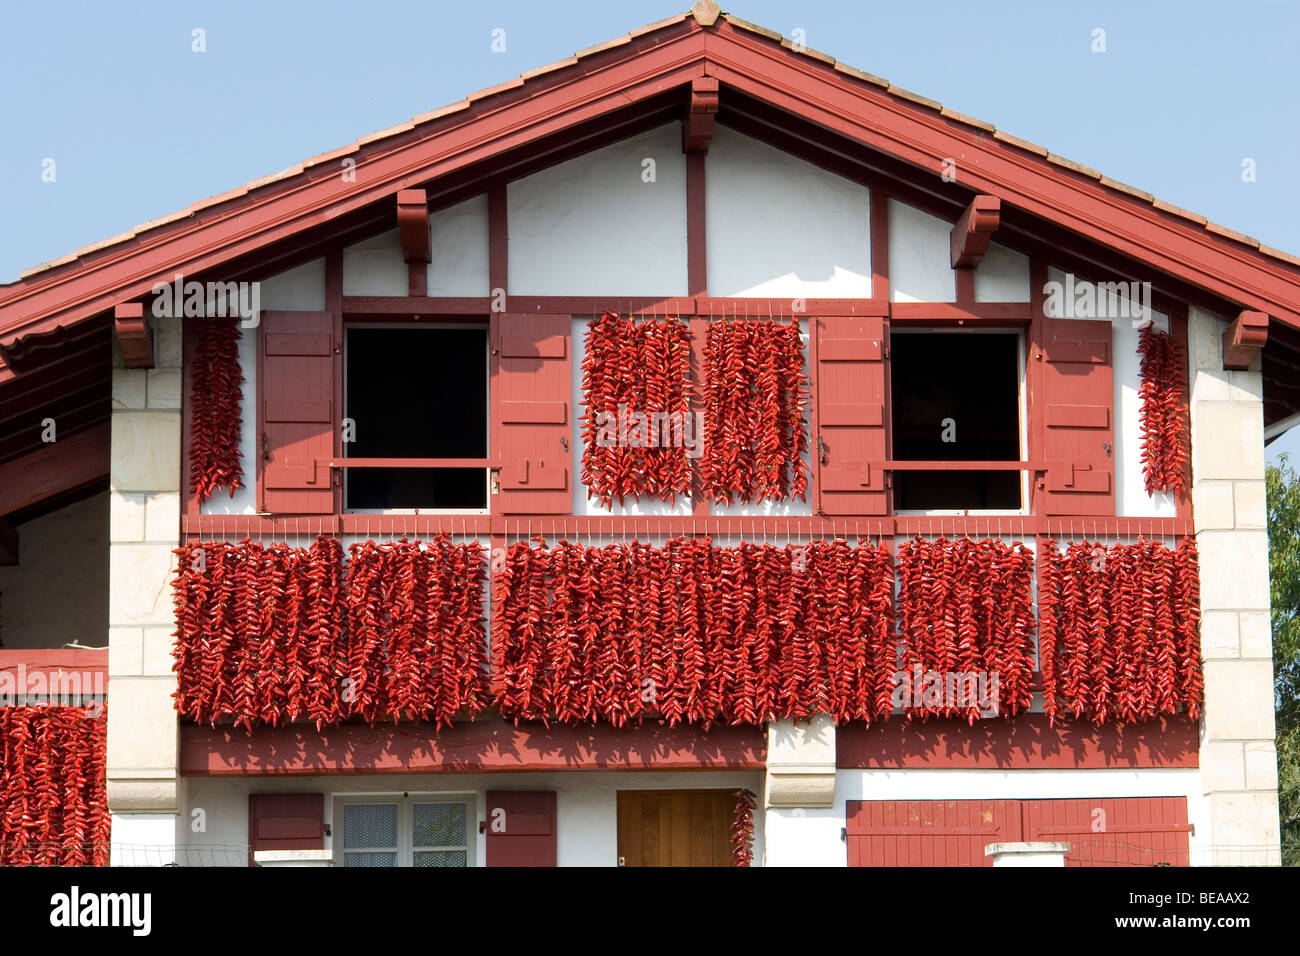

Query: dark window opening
[345,326,488,510]
[890,332,1021,511]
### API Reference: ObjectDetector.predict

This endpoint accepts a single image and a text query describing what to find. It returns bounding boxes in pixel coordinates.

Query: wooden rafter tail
[1222,309,1268,370]
[113,302,154,368]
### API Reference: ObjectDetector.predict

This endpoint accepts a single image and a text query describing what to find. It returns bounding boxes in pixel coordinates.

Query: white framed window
[334,794,474,868]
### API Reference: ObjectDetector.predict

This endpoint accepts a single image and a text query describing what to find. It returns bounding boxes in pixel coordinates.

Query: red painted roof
[2,3,1299,353]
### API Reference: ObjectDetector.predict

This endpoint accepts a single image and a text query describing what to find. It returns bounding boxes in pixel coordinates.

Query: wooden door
[616,790,735,867]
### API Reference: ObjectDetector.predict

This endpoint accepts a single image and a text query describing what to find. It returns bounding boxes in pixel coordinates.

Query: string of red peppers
[492,536,896,728]
[894,536,1038,722]
[580,312,692,507]
[1137,323,1189,497]
[189,317,244,502]
[731,789,757,867]
[0,707,109,866]
[172,535,489,731]
[1038,537,1202,724]
[701,319,811,504]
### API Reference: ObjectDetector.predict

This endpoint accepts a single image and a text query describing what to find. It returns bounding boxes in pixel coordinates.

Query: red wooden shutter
[846,799,1021,867]
[260,311,335,514]
[491,314,571,514]
[248,793,326,864]
[1022,797,1190,867]
[1040,317,1114,515]
[485,791,557,867]
[815,316,888,515]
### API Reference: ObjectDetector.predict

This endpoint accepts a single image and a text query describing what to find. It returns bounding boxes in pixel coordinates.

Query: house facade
[0,3,1293,867]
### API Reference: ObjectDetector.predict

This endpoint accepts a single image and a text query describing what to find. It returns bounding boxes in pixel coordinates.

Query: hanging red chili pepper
[0,707,110,866]
[731,789,757,867]
[1138,323,1189,497]
[700,319,811,504]
[189,317,244,502]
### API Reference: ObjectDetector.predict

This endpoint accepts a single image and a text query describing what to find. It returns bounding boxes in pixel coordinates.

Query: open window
[889,330,1024,511]
[343,325,489,511]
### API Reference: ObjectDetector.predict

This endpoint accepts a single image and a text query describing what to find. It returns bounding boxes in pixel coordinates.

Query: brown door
[616,790,735,867]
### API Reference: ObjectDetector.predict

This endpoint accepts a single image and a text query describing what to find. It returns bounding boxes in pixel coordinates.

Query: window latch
[817,435,829,465]
[262,432,272,462]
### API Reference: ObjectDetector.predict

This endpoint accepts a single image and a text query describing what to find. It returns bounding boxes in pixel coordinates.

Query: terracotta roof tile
[468,78,525,102]
[189,187,249,213]
[1205,220,1260,248]
[1099,176,1154,203]
[302,143,362,169]
[723,15,784,43]
[18,254,79,280]
[1261,245,1300,270]
[832,60,889,89]
[782,38,836,65]
[520,56,578,81]
[1046,153,1101,179]
[574,35,633,58]
[410,101,471,126]
[132,208,194,233]
[888,85,942,112]
[1152,198,1207,226]
[993,129,1048,157]
[245,164,305,191]
[941,107,995,133]
[75,231,138,257]
[629,14,688,38]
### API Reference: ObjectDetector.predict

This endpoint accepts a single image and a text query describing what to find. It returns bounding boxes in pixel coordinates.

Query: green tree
[1266,454,1300,864]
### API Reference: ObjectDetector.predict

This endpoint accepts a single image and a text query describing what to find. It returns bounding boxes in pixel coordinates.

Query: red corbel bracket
[397,189,431,264]
[950,195,1001,269]
[1221,309,1268,370]
[114,302,154,368]
[683,77,719,153]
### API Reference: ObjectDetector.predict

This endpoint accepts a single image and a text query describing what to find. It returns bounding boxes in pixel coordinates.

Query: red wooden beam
[1222,309,1269,370]
[179,718,766,775]
[113,302,153,368]
[0,422,109,517]
[396,189,430,263]
[950,194,1001,269]
[836,714,1198,769]
[682,76,719,152]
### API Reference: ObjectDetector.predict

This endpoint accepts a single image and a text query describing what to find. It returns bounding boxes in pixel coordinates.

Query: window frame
[341,320,492,516]
[332,792,476,868]
[888,326,1029,517]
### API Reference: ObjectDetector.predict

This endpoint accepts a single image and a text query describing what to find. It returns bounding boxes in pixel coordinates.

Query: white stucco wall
[889,200,955,303]
[765,768,1207,866]
[428,194,489,296]
[706,125,870,298]
[342,229,406,297]
[0,493,108,649]
[508,125,687,297]
[182,769,763,867]
[202,258,325,516]
[974,241,1030,302]
[1043,267,1176,518]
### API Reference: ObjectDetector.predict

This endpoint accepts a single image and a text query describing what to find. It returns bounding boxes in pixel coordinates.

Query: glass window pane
[414,849,468,868]
[342,804,398,849]
[413,803,466,848]
[343,851,398,868]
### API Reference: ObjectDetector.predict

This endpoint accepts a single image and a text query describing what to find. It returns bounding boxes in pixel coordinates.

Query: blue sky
[3,0,1298,457]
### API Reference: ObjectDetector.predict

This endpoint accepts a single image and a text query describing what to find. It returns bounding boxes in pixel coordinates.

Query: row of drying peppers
[189,317,244,502]
[581,314,810,508]
[172,536,488,730]
[493,537,897,727]
[1039,538,1202,724]
[173,534,1203,729]
[1137,323,1189,497]
[895,537,1038,722]
[0,707,109,866]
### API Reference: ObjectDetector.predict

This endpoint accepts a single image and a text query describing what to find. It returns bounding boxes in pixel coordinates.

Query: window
[344,325,489,511]
[890,331,1023,511]
[336,796,473,868]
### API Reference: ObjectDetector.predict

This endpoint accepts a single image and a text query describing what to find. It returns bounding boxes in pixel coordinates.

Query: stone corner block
[107,778,179,814]
[111,411,181,492]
